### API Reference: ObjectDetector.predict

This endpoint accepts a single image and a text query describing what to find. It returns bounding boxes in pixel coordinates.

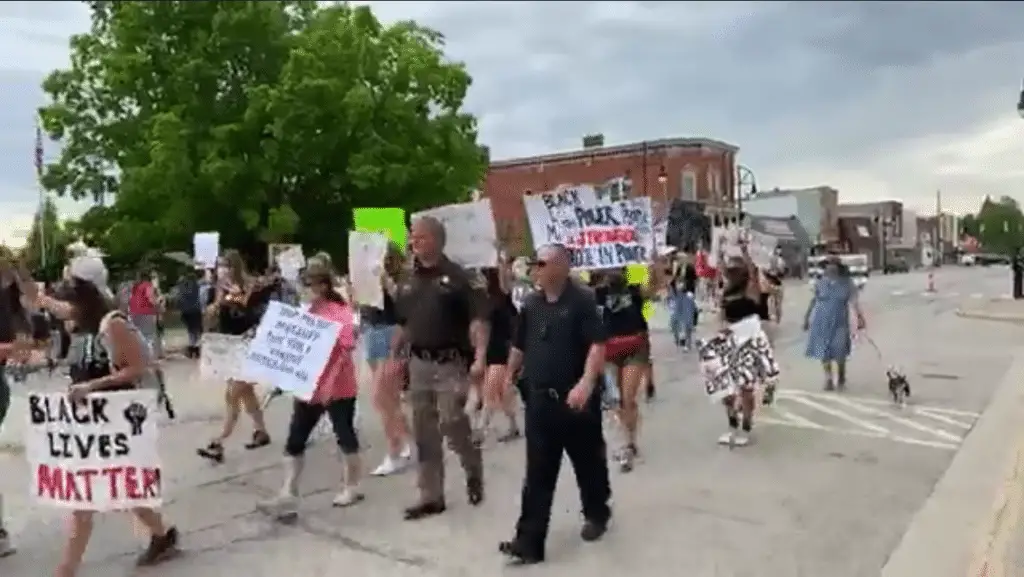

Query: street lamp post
[735,164,758,224]
[1017,78,1024,118]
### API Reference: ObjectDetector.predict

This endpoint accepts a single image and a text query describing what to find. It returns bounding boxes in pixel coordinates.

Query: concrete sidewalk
[881,346,1024,577]
[957,299,1024,323]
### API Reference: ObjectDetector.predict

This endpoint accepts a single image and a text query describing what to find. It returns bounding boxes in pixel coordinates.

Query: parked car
[884,258,910,274]
[975,253,1011,266]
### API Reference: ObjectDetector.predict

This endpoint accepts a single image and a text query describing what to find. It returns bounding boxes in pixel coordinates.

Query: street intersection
[1,265,1022,577]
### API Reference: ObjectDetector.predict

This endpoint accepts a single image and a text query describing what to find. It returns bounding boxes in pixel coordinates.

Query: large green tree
[962,196,1024,255]
[20,197,69,280]
[39,1,486,268]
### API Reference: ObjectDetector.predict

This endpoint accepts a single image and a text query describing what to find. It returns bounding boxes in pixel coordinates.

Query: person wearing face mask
[196,250,272,462]
[803,253,866,391]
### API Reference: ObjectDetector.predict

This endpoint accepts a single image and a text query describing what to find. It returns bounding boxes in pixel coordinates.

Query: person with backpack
[37,253,179,576]
[172,270,203,359]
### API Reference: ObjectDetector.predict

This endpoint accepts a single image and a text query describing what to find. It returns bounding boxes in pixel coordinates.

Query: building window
[680,168,697,201]
[710,168,722,198]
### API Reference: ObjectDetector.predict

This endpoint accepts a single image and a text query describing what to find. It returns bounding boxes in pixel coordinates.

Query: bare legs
[198,380,270,462]
[370,359,412,475]
[481,364,520,441]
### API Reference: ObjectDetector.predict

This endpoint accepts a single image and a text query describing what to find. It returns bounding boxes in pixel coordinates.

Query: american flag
[34,124,43,176]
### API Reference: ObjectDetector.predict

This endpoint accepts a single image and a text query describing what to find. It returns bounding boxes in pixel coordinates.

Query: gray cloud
[2,0,1023,246]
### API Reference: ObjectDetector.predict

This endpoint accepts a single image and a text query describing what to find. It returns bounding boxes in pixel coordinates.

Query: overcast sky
[2,1,1024,247]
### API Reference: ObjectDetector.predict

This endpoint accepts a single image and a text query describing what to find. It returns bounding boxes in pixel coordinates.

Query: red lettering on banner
[36,464,163,504]
[567,227,636,247]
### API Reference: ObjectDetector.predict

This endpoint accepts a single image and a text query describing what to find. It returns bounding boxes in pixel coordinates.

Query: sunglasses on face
[533,260,548,268]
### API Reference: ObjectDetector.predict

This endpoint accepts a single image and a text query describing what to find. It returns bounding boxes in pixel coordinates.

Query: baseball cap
[67,254,112,299]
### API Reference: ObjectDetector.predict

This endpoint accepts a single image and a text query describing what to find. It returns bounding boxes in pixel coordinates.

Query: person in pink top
[257,261,363,520]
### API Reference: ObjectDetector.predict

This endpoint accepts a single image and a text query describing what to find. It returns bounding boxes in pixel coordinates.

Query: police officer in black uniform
[499,244,612,565]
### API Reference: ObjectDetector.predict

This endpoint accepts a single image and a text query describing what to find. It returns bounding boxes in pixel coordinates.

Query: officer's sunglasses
[531,260,548,268]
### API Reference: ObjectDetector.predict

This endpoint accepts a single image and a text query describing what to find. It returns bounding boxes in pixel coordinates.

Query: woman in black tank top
[716,260,761,447]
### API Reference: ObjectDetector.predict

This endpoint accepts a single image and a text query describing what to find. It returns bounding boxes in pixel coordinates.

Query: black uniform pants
[515,387,611,555]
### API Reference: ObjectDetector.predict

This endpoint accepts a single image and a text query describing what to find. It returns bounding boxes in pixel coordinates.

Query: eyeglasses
[533,260,548,268]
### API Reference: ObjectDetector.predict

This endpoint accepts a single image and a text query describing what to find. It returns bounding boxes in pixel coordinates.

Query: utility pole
[935,189,942,266]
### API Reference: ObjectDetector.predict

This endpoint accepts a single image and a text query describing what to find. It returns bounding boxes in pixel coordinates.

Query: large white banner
[347,231,388,309]
[697,316,780,400]
[412,199,498,268]
[523,185,654,269]
[242,302,341,401]
[26,390,163,510]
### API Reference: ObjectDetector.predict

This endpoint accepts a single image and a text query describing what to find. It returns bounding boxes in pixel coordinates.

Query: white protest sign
[242,301,341,401]
[524,186,653,269]
[275,245,305,282]
[193,232,220,269]
[347,231,388,309]
[413,199,498,268]
[199,333,250,383]
[26,390,162,511]
[697,316,779,401]
[523,185,600,248]
[709,225,745,268]
[745,229,778,271]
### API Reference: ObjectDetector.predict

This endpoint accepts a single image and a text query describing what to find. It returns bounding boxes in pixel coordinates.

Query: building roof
[749,186,836,200]
[489,137,739,170]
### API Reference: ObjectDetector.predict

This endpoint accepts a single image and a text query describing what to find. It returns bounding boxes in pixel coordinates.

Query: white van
[807,254,868,288]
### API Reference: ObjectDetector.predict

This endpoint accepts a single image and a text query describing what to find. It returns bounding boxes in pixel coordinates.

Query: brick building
[483,135,740,251]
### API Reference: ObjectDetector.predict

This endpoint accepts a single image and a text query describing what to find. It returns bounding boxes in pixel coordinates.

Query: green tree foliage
[965,196,1024,255]
[39,1,487,269]
[20,197,69,280]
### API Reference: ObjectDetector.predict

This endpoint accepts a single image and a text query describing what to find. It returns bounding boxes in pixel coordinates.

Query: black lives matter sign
[26,391,162,510]
[524,185,654,270]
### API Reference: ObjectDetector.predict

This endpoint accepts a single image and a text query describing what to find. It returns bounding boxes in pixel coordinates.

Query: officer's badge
[440,275,451,286]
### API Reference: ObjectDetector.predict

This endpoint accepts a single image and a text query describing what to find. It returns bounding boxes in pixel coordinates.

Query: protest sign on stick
[412,199,498,268]
[192,232,219,269]
[524,186,653,270]
[199,333,250,383]
[26,390,163,510]
[242,302,342,401]
[697,316,780,401]
[745,230,778,271]
[347,231,388,308]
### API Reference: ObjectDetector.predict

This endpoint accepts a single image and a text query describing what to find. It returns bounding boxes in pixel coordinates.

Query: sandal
[497,428,522,443]
[197,441,224,463]
[244,430,271,450]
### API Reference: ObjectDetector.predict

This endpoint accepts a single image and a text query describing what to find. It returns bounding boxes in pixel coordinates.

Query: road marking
[970,293,984,299]
[781,394,890,435]
[787,390,981,417]
[892,290,907,296]
[771,408,826,429]
[827,394,963,443]
[758,415,960,450]
[914,408,973,430]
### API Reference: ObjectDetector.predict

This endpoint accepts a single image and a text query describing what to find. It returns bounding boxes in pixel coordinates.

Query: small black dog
[886,367,911,407]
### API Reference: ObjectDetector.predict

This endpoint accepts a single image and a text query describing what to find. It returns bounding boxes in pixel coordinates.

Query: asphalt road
[1,264,1021,577]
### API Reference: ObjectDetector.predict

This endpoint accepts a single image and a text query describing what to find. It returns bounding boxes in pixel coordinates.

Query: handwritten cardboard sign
[697,316,779,400]
[412,199,498,268]
[524,186,653,269]
[347,231,388,308]
[242,302,341,401]
[26,390,162,510]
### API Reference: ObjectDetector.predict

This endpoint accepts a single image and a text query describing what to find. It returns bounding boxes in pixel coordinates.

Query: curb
[880,347,1024,577]
[955,309,1024,324]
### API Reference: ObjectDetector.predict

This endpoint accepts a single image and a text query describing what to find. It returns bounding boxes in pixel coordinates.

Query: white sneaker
[0,529,15,558]
[332,488,365,507]
[717,431,735,446]
[370,455,409,476]
[733,432,751,447]
[399,443,413,460]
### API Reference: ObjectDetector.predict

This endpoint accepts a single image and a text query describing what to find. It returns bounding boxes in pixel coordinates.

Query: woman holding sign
[197,250,272,463]
[37,254,180,576]
[364,244,414,477]
[258,261,364,518]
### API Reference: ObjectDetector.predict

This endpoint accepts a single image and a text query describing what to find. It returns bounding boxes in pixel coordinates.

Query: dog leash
[857,330,885,361]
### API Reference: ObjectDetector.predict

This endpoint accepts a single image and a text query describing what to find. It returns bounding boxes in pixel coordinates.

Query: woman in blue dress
[803,254,866,390]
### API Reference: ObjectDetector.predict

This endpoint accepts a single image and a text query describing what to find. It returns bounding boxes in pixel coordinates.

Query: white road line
[781,395,890,435]
[826,395,963,443]
[891,290,907,296]
[772,408,826,429]
[758,417,959,450]
[784,390,981,417]
[912,408,973,430]
[970,293,984,299]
